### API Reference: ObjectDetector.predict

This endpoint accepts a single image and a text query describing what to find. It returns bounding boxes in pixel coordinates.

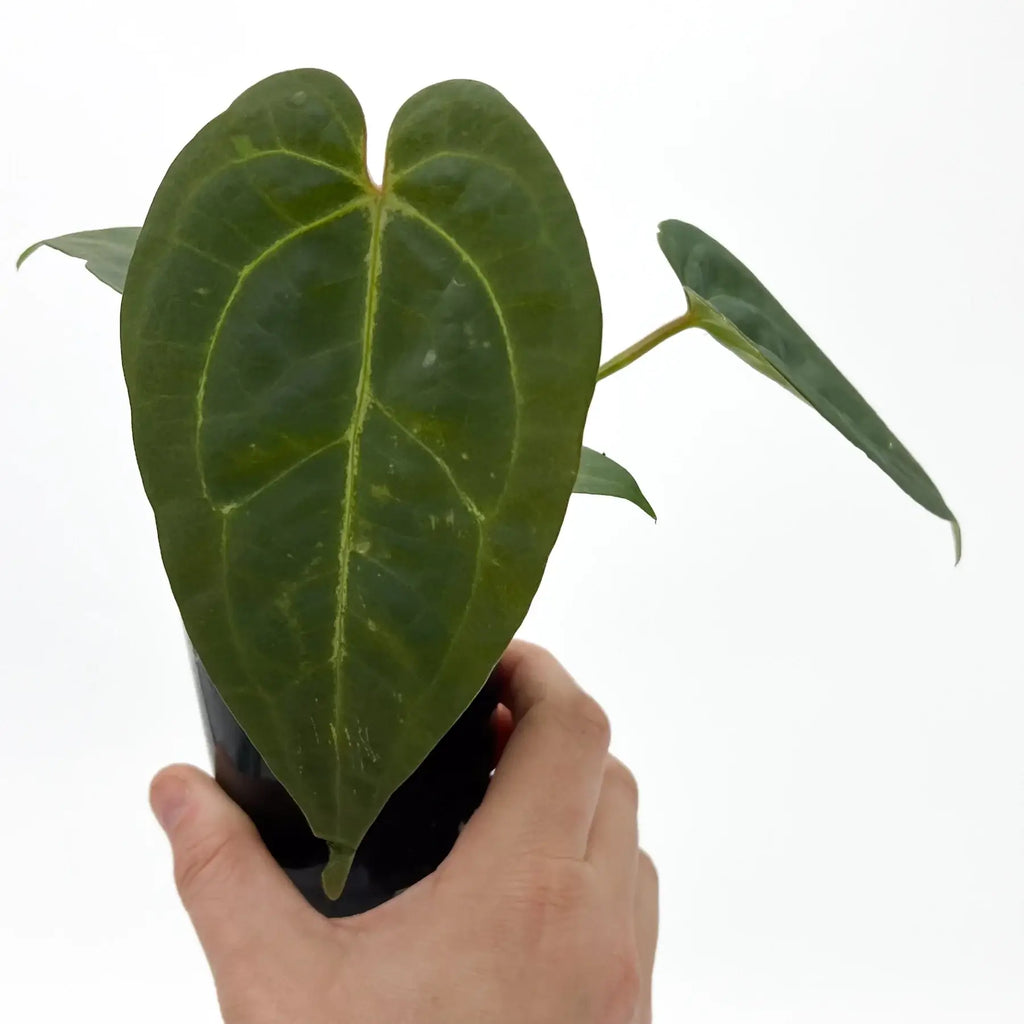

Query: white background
[1,1,1021,1020]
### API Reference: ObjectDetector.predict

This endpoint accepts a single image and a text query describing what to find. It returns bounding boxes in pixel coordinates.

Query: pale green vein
[330,196,387,825]
[388,149,529,192]
[239,170,303,229]
[229,147,367,190]
[385,196,521,416]
[357,195,527,795]
[215,436,348,514]
[371,397,484,523]
[194,194,373,503]
[307,84,366,161]
[169,147,371,250]
[169,237,241,273]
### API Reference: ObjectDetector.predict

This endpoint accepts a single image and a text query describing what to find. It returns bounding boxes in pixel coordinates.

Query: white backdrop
[1,1,1021,1020]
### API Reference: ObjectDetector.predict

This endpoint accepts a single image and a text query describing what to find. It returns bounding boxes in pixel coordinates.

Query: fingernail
[151,773,189,834]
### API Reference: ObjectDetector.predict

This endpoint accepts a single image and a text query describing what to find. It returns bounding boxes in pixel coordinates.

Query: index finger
[456,641,611,861]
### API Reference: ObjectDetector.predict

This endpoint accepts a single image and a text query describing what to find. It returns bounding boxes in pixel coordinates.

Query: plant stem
[596,310,697,382]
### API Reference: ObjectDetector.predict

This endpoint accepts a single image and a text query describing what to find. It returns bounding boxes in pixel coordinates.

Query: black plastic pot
[189,646,499,918]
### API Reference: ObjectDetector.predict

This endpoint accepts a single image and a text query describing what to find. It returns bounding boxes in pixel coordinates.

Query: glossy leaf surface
[16,238,656,528]
[658,220,959,559]
[575,447,655,519]
[17,227,140,292]
[120,69,601,895]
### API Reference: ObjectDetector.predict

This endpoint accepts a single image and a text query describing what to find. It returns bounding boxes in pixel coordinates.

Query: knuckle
[508,638,552,663]
[505,641,562,695]
[510,856,594,921]
[638,849,658,890]
[606,757,639,804]
[564,691,611,749]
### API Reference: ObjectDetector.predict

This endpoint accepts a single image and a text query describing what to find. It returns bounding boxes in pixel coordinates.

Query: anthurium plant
[18,68,958,902]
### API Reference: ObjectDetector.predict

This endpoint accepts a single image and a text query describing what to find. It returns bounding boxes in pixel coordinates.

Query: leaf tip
[655,217,684,237]
[15,240,44,272]
[951,517,962,566]
[321,841,357,900]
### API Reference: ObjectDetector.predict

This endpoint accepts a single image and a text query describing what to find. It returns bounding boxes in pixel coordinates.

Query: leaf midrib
[329,195,387,825]
[196,159,531,836]
[349,197,532,810]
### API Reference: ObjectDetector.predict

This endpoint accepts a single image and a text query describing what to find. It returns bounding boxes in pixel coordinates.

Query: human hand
[149,641,659,1023]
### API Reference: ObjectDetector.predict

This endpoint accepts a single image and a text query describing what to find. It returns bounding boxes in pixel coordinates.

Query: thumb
[150,763,318,970]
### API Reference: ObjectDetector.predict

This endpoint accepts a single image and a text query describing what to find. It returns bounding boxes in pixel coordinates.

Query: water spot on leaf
[422,349,437,368]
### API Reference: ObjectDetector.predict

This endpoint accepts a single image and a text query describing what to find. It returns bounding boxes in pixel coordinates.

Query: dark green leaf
[575,447,656,519]
[120,69,602,897]
[658,219,960,561]
[17,227,140,293]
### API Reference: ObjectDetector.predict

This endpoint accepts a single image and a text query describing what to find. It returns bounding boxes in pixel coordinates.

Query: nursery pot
[189,645,499,917]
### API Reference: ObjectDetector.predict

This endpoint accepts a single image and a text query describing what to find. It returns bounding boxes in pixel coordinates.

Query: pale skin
[150,641,659,1024]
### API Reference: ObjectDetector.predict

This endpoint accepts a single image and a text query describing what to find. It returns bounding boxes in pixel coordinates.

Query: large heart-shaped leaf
[17,227,140,292]
[120,69,602,896]
[658,220,960,560]
[19,234,656,531]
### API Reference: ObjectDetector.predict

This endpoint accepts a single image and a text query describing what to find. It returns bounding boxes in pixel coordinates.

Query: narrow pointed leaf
[575,447,656,519]
[120,69,601,897]
[658,219,959,560]
[17,227,140,293]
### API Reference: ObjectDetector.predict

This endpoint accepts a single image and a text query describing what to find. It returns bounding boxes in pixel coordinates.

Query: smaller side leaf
[575,446,656,519]
[17,227,140,294]
[658,219,960,561]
